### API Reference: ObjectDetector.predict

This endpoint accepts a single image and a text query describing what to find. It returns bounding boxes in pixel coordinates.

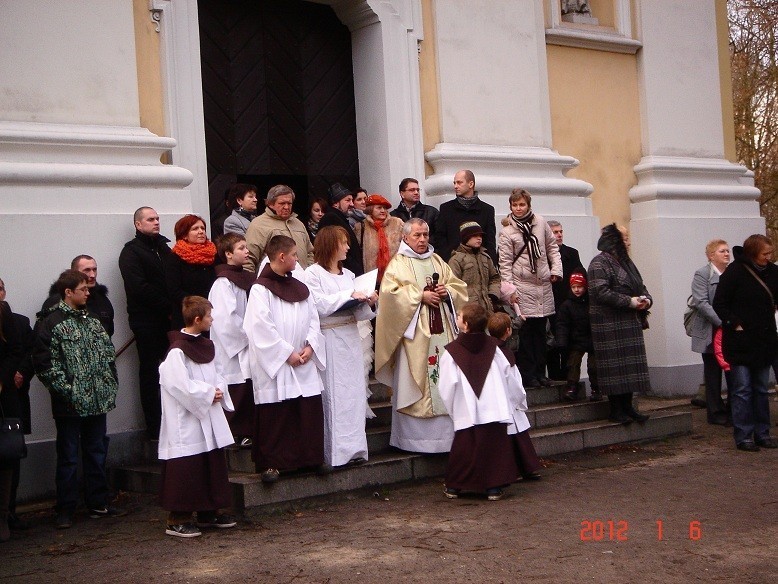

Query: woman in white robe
[305,226,377,467]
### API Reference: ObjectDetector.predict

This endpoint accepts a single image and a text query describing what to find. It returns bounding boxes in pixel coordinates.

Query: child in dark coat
[555,271,601,402]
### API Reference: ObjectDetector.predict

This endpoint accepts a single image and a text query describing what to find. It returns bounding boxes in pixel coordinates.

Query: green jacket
[34,301,118,417]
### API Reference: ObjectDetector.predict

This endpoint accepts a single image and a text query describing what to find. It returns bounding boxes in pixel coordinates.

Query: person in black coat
[434,170,497,264]
[390,178,439,247]
[547,220,584,380]
[554,271,600,402]
[0,298,23,541]
[713,236,778,451]
[119,206,172,438]
[319,182,364,276]
[0,278,35,531]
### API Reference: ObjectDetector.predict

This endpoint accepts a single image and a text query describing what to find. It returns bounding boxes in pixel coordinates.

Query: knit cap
[459,221,484,243]
[569,272,587,286]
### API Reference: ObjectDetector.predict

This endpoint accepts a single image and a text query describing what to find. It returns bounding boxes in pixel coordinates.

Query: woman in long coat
[588,224,652,424]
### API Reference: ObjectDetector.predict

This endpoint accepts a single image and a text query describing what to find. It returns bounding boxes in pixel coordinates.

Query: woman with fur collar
[355,194,404,286]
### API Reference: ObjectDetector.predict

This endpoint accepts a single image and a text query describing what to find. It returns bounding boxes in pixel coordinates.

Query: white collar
[398,240,435,260]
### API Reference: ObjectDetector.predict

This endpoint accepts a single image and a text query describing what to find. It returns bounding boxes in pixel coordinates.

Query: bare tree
[729,0,778,238]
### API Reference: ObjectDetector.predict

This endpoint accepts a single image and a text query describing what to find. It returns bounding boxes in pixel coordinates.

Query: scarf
[166,330,215,364]
[307,219,320,239]
[215,263,256,293]
[455,194,480,210]
[235,207,255,222]
[348,208,366,229]
[444,332,498,398]
[509,210,541,273]
[171,239,217,266]
[368,216,391,282]
[255,263,309,303]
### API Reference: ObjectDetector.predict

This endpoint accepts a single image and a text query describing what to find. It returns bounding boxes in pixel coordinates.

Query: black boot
[624,393,650,423]
[563,382,580,402]
[589,386,603,402]
[608,395,632,424]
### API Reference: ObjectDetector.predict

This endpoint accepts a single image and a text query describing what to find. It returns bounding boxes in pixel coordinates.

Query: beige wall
[546,45,642,226]
[419,0,441,177]
[715,0,737,163]
[133,0,166,141]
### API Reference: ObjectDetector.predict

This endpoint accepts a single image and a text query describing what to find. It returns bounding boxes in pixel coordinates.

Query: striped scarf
[509,211,541,273]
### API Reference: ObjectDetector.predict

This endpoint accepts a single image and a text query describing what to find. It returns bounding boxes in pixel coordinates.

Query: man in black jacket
[434,170,496,264]
[41,255,115,337]
[319,183,364,276]
[390,178,439,247]
[547,220,584,380]
[118,207,171,438]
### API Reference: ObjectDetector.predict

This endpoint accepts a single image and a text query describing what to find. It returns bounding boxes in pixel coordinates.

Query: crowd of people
[1,169,776,543]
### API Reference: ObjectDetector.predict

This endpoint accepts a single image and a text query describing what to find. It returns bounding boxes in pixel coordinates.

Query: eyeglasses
[74,286,89,293]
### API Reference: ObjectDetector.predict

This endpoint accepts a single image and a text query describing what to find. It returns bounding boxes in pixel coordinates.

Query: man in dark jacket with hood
[434,170,497,264]
[118,206,171,438]
[41,255,114,337]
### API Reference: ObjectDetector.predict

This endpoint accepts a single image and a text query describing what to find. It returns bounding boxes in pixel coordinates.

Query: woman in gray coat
[689,239,730,425]
[588,224,652,424]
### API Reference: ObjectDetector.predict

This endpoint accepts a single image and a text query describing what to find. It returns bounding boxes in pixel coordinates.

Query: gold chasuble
[375,245,468,418]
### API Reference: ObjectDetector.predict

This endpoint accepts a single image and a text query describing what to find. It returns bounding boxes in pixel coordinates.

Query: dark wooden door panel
[199,0,360,220]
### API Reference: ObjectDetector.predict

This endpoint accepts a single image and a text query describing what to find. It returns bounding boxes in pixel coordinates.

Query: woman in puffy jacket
[498,188,561,388]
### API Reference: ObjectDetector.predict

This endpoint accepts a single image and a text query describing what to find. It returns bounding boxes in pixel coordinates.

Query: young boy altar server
[208,233,256,445]
[158,296,236,538]
[438,303,523,501]
[243,235,328,483]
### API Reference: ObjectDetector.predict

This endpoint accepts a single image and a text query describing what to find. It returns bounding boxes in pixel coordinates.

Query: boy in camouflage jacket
[34,270,121,529]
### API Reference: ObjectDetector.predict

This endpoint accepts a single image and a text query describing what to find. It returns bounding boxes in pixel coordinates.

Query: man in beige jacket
[244,185,315,272]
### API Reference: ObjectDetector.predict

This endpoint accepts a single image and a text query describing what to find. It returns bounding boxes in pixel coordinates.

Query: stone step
[525,382,567,406]
[110,451,448,510]
[366,400,392,428]
[531,409,692,457]
[112,402,691,511]
[528,399,610,429]
[368,378,391,403]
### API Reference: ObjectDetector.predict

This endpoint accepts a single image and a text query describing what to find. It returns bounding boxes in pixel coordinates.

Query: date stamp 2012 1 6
[579,520,702,541]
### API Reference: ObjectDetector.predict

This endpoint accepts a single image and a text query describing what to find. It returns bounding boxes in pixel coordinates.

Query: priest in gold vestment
[375,218,468,452]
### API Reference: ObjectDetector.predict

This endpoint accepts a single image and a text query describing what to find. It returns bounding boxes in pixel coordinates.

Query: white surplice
[158,344,235,460]
[304,263,374,466]
[437,349,525,433]
[208,277,250,385]
[243,282,326,405]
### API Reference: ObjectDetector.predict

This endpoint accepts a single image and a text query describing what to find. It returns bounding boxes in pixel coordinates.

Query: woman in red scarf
[356,194,403,285]
[165,215,217,329]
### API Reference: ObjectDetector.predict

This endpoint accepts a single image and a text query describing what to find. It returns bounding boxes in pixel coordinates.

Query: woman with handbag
[0,298,24,542]
[588,224,653,424]
[713,235,778,451]
[688,240,730,425]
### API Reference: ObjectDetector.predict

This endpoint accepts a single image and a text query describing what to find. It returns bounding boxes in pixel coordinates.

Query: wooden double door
[198,0,360,223]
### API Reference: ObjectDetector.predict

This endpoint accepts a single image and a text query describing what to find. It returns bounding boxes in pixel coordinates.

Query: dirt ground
[2,404,777,584]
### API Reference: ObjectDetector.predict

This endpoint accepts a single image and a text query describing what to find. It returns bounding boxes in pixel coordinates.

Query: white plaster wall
[636,0,725,157]
[433,0,552,147]
[0,0,140,126]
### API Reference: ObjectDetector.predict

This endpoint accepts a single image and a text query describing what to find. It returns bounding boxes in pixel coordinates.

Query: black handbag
[0,402,27,461]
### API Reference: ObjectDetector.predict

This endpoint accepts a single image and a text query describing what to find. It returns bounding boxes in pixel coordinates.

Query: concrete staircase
[110,380,692,510]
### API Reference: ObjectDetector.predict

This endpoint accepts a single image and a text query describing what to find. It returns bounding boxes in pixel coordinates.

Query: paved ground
[2,403,777,584]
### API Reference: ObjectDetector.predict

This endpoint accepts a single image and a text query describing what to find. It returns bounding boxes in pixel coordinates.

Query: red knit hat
[569,272,587,286]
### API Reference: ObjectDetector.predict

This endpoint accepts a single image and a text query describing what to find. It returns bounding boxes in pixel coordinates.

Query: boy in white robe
[158,296,236,538]
[209,233,256,445]
[488,312,542,481]
[438,303,521,501]
[243,235,328,483]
